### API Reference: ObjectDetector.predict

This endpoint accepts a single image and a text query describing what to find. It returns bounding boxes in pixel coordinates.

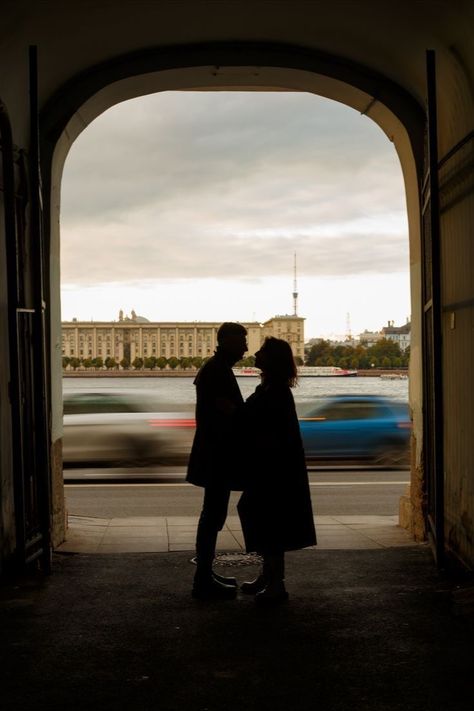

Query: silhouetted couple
[187,322,316,605]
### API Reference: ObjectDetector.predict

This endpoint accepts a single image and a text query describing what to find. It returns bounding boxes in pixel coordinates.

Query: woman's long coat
[237,382,317,553]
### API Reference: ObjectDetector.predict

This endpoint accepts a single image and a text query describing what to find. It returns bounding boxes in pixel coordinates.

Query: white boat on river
[298,366,358,377]
[233,366,358,377]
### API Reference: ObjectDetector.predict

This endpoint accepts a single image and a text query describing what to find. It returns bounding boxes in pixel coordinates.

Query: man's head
[217,322,248,363]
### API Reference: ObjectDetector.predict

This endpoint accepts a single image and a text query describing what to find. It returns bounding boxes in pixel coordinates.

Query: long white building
[61,312,305,363]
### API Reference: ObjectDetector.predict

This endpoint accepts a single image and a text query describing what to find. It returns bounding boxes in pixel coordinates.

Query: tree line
[304,338,410,369]
[63,340,408,371]
[62,355,258,371]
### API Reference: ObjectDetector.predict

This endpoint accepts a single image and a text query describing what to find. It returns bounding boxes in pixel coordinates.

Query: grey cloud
[62,91,399,221]
[61,91,407,284]
[61,227,408,284]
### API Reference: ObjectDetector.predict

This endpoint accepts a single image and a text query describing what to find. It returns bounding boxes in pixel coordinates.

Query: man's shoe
[240,575,266,595]
[192,576,237,601]
[255,584,289,606]
[213,571,238,587]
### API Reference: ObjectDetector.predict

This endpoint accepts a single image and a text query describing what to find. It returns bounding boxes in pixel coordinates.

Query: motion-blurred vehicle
[62,390,195,469]
[298,395,411,466]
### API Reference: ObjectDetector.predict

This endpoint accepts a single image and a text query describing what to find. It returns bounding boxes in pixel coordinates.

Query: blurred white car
[62,390,195,469]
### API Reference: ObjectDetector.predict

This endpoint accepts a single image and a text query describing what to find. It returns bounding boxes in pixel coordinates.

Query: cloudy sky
[60,91,410,339]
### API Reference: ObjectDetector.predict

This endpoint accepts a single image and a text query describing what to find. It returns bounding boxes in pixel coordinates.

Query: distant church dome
[134,315,150,323]
[119,309,150,323]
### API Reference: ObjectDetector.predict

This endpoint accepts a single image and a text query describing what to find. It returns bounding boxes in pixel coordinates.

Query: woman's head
[255,337,298,387]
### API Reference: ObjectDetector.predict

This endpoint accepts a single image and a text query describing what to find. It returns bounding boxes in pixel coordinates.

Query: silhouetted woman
[237,337,317,605]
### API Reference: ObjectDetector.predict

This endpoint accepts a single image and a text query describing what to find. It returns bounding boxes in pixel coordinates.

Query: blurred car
[298,395,411,466]
[62,390,195,469]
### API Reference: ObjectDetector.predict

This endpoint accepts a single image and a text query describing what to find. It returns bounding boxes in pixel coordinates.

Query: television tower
[292,253,298,316]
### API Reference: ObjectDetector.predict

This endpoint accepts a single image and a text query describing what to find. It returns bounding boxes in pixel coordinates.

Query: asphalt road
[64,468,410,518]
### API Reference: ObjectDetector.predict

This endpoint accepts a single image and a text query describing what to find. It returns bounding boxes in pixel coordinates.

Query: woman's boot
[255,553,288,605]
[240,573,266,595]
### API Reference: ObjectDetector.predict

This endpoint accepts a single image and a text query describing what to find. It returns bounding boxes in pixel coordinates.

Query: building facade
[262,315,305,362]
[381,320,411,351]
[61,313,305,363]
[357,321,411,351]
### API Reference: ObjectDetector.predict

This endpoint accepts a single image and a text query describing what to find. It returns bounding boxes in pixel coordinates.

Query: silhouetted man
[187,322,248,600]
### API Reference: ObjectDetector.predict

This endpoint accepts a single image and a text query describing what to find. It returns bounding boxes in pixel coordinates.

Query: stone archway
[39,43,426,548]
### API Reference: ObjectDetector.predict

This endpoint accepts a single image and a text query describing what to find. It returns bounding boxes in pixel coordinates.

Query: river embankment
[63,368,408,378]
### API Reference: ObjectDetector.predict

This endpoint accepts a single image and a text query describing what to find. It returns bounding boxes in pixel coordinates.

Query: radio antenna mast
[292,253,298,316]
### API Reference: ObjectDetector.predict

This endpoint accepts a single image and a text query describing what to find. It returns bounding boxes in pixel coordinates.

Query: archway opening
[39,46,427,552]
[55,86,417,553]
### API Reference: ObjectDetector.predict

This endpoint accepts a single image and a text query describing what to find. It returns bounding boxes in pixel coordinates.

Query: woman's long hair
[260,337,298,387]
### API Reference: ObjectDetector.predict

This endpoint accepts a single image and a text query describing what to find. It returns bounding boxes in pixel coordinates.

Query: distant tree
[236,355,256,367]
[392,356,402,368]
[144,357,156,370]
[381,356,391,368]
[105,357,117,370]
[82,357,93,369]
[62,356,70,369]
[350,357,360,369]
[305,340,332,366]
[156,357,167,370]
[167,356,179,370]
[368,338,401,361]
[357,351,370,369]
[192,357,203,369]
[92,357,104,369]
[120,357,130,370]
[401,347,410,367]
[294,356,304,366]
[132,357,143,370]
[179,357,192,370]
[69,357,81,370]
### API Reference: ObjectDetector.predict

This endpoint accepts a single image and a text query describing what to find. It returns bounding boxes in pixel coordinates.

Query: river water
[63,376,408,405]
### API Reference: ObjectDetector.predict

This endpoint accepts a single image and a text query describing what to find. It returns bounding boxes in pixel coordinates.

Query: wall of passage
[0,151,16,570]
[1,0,473,568]
[440,134,474,564]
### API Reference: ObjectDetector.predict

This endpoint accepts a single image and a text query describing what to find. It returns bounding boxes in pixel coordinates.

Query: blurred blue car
[298,395,411,466]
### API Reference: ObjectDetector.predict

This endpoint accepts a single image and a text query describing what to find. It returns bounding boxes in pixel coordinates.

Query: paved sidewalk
[58,514,414,553]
